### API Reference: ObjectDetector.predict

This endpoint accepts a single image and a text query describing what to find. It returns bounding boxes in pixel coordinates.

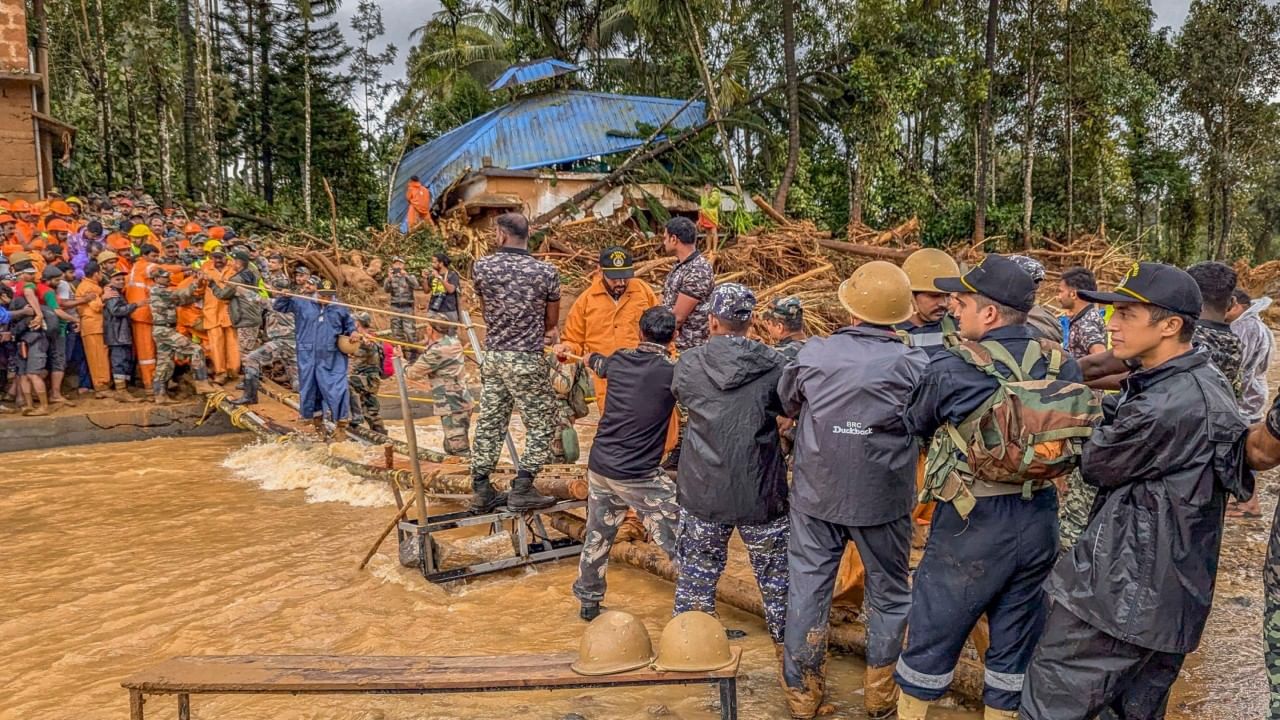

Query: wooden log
[427,470,587,501]
[816,238,916,262]
[753,194,794,227]
[545,512,986,703]
[758,263,833,299]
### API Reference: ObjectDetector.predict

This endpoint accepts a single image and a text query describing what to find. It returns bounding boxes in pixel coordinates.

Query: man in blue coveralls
[273,274,357,440]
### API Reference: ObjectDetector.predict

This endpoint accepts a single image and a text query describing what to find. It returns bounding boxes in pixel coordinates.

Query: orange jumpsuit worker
[201,249,240,380]
[405,175,436,230]
[125,240,164,388]
[76,267,111,394]
[553,246,659,414]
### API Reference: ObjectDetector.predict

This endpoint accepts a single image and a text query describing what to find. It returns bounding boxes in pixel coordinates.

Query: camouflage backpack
[924,338,1101,518]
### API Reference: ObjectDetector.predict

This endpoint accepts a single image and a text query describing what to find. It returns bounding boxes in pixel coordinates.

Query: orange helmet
[0,200,10,212]
[208,226,226,240]
[0,214,15,224]
[10,199,32,213]
[183,221,203,235]
[49,200,73,215]
[33,200,49,215]
[45,219,72,233]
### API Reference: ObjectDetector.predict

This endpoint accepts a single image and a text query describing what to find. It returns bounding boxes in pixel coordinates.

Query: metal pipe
[394,354,432,573]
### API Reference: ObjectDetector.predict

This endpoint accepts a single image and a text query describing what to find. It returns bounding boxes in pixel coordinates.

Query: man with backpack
[1021,263,1253,720]
[894,255,1095,720]
[405,312,474,458]
[347,312,388,435]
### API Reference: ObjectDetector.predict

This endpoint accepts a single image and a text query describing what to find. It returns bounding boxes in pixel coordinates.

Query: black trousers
[1021,602,1184,720]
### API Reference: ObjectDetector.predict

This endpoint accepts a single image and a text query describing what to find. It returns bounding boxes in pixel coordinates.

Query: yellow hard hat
[128,224,153,239]
[652,611,734,672]
[570,611,656,676]
[838,261,914,326]
[203,239,223,254]
[901,248,960,293]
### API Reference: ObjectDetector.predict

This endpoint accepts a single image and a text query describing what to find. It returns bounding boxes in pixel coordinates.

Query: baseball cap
[708,282,757,322]
[934,254,1037,313]
[764,296,803,321]
[230,249,251,262]
[1078,262,1203,318]
[599,246,634,280]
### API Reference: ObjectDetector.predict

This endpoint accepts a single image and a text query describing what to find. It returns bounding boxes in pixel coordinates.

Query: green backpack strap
[981,341,1029,382]
[948,341,1005,383]
[895,329,913,347]
[941,315,961,348]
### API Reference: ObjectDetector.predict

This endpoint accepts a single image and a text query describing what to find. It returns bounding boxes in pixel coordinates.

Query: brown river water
[2,428,1271,719]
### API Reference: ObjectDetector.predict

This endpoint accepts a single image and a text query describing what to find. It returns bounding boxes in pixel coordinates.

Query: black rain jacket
[672,335,788,525]
[1045,349,1253,654]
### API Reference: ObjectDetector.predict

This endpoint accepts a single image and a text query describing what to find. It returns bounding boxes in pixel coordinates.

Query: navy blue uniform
[895,325,1081,712]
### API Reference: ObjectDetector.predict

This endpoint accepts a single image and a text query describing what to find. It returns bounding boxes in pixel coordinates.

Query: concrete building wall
[0,0,39,199]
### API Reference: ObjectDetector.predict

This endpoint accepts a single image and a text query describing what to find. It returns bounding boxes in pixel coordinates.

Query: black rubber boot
[369,419,388,435]
[579,602,603,622]
[231,373,259,405]
[468,476,507,514]
[506,472,556,511]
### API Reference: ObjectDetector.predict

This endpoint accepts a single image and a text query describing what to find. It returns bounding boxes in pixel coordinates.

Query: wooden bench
[122,651,742,719]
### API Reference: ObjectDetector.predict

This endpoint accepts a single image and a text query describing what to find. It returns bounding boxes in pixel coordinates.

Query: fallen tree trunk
[428,468,587,501]
[816,238,916,262]
[546,511,985,703]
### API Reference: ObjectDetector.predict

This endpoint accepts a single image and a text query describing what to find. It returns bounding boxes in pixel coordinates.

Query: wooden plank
[122,651,740,694]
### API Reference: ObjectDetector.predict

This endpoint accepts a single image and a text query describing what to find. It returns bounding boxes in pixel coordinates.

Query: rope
[195,391,228,427]
[225,280,484,330]
[376,393,434,404]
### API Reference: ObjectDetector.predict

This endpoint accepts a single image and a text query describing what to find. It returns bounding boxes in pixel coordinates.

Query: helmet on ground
[652,611,735,672]
[837,261,914,326]
[571,610,656,676]
[902,248,960,293]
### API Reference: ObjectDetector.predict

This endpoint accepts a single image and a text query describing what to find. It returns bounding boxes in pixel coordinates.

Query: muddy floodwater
[2,430,1271,719]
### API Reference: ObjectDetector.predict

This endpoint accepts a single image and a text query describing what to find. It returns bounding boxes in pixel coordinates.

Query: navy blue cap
[1078,262,1202,318]
[934,254,1037,312]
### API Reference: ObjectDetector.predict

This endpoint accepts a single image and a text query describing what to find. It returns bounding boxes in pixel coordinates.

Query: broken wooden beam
[816,238,916,262]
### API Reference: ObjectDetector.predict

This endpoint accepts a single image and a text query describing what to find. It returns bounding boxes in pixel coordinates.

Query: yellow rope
[375,393,435,404]
[225,280,484,330]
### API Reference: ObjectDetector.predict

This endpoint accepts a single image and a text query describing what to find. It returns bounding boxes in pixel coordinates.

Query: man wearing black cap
[554,245,659,412]
[1021,262,1253,720]
[383,256,420,359]
[894,254,1084,720]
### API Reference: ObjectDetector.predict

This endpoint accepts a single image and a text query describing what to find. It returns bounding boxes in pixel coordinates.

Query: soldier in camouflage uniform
[347,312,387,435]
[148,267,214,403]
[406,312,474,456]
[761,296,808,362]
[1244,397,1280,719]
[469,213,561,513]
[382,256,421,359]
[232,268,300,405]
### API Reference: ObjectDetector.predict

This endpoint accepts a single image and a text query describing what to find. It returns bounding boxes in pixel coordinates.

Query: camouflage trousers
[390,304,417,349]
[440,411,471,456]
[1058,468,1097,552]
[471,350,556,479]
[674,510,790,644]
[1267,501,1280,719]
[348,370,385,433]
[153,325,205,386]
[243,337,299,390]
[549,396,576,462]
[237,325,262,355]
[572,469,680,605]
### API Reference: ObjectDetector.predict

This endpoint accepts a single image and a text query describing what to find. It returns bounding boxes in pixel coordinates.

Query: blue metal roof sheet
[487,58,582,92]
[388,90,706,225]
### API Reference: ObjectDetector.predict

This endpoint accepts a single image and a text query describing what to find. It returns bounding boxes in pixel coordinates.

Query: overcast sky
[335,0,1192,92]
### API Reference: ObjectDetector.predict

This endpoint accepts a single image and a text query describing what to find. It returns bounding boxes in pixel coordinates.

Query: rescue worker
[405,312,474,457]
[347,311,387,435]
[660,216,714,470]
[1005,255,1063,344]
[221,249,265,355]
[1187,261,1245,400]
[273,275,357,438]
[895,255,1083,720]
[1056,266,1108,358]
[1244,394,1280,718]
[896,248,961,357]
[102,268,141,401]
[779,262,927,720]
[405,175,436,231]
[572,306,682,622]
[147,267,215,403]
[1227,288,1273,519]
[75,260,111,397]
[761,296,807,361]
[10,261,50,415]
[554,245,660,412]
[671,283,789,646]
[1022,263,1252,719]
[383,256,421,359]
[125,243,162,389]
[468,212,561,513]
[426,252,461,326]
[233,270,300,405]
[201,249,241,382]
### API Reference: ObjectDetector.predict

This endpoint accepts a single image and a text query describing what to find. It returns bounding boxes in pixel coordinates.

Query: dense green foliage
[40,0,1280,261]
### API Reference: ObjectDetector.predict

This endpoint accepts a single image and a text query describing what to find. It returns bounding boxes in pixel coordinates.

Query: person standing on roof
[405,175,436,231]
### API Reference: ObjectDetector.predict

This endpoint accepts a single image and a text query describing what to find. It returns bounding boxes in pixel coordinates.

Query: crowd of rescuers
[10,191,1280,717]
[452,211,1280,720]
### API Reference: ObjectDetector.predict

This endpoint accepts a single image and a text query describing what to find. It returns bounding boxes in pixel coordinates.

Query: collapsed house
[388,59,752,229]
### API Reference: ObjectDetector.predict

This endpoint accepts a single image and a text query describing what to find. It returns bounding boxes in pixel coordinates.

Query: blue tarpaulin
[388,90,705,225]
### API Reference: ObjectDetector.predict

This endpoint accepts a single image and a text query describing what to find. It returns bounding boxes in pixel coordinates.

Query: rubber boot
[114,380,143,403]
[864,663,901,720]
[231,373,259,405]
[983,708,1019,720]
[369,418,388,435]
[468,476,507,514]
[897,694,932,720]
[332,419,350,442]
[579,602,602,622]
[505,472,556,511]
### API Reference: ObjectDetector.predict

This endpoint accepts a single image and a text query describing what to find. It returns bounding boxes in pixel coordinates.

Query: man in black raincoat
[1021,262,1254,720]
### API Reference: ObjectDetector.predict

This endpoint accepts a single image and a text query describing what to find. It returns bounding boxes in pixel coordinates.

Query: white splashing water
[222,441,395,508]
